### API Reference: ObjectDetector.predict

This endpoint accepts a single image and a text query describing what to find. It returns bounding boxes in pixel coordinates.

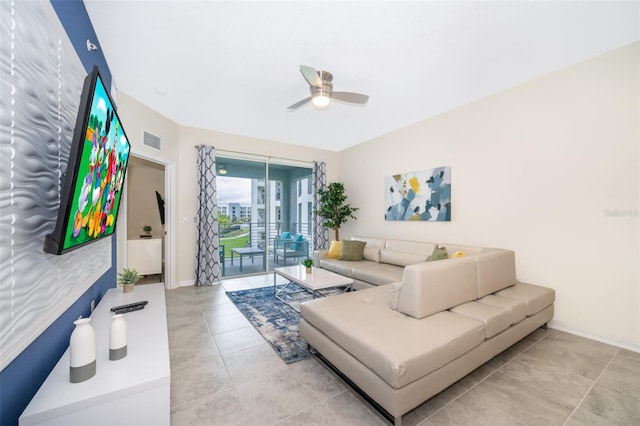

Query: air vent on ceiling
[143,131,162,151]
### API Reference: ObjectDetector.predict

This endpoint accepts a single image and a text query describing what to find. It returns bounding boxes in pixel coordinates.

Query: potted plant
[142,225,152,237]
[314,182,359,241]
[117,268,140,293]
[302,258,313,273]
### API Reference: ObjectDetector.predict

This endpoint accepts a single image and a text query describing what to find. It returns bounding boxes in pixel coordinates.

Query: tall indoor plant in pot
[117,268,140,293]
[314,182,359,241]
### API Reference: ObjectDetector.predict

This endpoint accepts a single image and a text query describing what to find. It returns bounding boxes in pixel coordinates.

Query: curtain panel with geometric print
[312,161,329,250]
[195,145,220,285]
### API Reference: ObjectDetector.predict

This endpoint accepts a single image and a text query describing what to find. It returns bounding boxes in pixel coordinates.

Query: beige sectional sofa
[314,236,491,290]
[302,238,555,426]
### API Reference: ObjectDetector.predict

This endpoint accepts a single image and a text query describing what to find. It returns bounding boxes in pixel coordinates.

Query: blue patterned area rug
[226,284,312,364]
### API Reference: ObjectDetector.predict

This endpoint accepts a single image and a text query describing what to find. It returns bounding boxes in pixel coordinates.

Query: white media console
[20,283,170,425]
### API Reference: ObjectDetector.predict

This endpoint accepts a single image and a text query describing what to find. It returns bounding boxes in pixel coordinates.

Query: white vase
[109,314,128,360]
[69,318,96,383]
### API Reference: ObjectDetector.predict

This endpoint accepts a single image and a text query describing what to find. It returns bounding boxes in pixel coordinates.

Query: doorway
[118,154,175,289]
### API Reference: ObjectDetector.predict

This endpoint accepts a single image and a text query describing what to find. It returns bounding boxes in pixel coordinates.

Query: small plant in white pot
[117,268,140,293]
[302,258,313,273]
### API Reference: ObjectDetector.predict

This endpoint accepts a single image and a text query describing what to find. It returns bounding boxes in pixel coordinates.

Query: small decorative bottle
[69,318,96,383]
[109,314,127,360]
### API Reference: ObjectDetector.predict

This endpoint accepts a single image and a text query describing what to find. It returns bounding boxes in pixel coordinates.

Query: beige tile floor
[167,275,640,425]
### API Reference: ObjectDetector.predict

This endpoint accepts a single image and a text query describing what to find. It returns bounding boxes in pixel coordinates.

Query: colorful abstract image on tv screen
[63,75,130,250]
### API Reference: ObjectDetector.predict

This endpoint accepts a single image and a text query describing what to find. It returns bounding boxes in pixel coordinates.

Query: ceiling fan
[287,65,369,111]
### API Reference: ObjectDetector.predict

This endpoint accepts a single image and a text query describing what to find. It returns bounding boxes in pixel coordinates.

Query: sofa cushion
[397,258,477,319]
[351,236,387,249]
[450,301,511,339]
[475,250,516,298]
[351,236,386,249]
[385,239,436,257]
[477,295,527,325]
[326,241,342,259]
[496,282,556,316]
[380,249,428,267]
[351,237,385,262]
[352,263,404,286]
[363,247,381,262]
[389,282,402,310]
[300,286,485,388]
[319,258,372,277]
[339,240,366,261]
[427,246,448,261]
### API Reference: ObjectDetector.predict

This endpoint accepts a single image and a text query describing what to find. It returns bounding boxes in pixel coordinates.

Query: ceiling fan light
[312,93,331,108]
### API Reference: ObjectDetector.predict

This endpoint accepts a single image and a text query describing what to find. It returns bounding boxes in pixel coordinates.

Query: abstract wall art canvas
[385,166,451,221]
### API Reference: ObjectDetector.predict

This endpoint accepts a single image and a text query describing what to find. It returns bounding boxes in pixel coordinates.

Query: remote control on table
[111,300,148,314]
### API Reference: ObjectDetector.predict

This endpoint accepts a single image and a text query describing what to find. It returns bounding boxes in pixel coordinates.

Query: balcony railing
[218,221,311,251]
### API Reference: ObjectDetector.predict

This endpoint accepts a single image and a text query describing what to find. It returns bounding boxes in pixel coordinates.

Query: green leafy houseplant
[302,258,313,268]
[117,268,140,293]
[142,225,152,236]
[314,182,359,241]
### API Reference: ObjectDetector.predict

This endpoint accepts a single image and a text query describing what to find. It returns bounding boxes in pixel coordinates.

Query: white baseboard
[177,280,195,288]
[548,319,639,353]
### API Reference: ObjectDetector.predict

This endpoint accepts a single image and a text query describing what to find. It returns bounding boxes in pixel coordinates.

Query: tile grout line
[194,282,255,425]
[194,282,238,388]
[423,327,553,423]
[561,346,621,426]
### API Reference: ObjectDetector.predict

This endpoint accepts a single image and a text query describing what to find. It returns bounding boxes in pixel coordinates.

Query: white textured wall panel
[0,0,110,369]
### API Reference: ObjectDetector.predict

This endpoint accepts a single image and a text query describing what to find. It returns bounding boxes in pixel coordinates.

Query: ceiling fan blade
[299,65,322,88]
[332,91,369,104]
[287,96,311,110]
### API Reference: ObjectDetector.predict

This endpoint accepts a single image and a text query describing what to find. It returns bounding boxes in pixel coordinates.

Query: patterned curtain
[195,145,220,285]
[312,161,329,250]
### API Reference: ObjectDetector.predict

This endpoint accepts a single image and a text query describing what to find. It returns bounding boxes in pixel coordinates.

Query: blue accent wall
[0,2,116,425]
[50,0,112,89]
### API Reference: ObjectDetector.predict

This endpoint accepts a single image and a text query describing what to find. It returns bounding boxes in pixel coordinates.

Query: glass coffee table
[273,265,354,312]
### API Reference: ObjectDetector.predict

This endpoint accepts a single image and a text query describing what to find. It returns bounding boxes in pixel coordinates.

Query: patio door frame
[215,151,313,276]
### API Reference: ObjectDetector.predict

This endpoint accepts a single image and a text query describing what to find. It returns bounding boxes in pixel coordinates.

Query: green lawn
[219,233,249,257]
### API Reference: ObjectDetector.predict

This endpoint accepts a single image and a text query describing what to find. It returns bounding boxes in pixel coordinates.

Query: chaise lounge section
[301,246,555,425]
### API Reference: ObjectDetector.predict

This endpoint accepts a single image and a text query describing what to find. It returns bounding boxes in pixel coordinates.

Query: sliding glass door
[267,163,313,270]
[216,157,312,277]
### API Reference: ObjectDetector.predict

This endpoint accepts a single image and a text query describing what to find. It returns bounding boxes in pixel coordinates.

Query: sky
[217,176,251,204]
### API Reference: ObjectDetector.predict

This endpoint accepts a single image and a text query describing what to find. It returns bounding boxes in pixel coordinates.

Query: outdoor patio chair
[273,234,309,265]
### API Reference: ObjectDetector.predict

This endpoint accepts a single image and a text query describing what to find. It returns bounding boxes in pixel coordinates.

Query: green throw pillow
[339,240,366,261]
[427,246,448,261]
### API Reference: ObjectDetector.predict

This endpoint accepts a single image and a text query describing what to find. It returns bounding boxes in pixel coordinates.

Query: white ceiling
[85,1,639,152]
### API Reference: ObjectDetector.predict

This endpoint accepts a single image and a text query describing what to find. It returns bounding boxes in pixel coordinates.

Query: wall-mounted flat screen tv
[44,66,131,255]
